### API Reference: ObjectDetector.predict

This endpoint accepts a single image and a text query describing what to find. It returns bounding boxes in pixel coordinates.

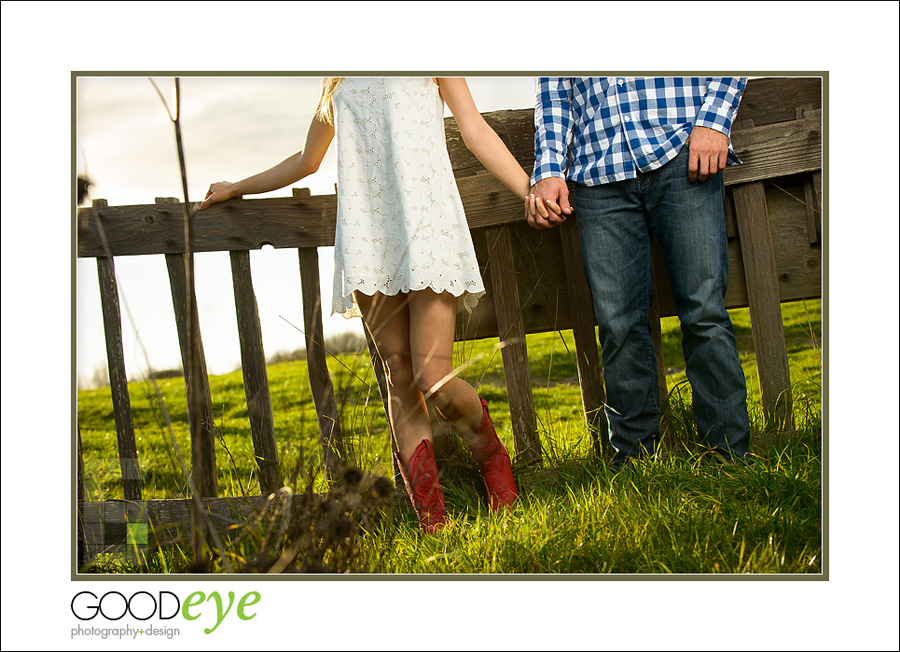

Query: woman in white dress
[201,77,559,533]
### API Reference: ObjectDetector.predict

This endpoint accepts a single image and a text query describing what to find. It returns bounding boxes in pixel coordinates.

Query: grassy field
[77,299,822,575]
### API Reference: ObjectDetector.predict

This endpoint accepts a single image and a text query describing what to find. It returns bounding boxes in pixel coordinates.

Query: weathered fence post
[230,249,281,494]
[485,224,542,467]
[94,199,143,501]
[158,197,218,498]
[728,130,795,430]
[798,106,823,246]
[76,419,88,568]
[295,188,345,483]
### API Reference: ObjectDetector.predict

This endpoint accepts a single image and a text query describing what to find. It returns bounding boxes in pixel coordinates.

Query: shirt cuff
[530,158,566,186]
[694,112,738,137]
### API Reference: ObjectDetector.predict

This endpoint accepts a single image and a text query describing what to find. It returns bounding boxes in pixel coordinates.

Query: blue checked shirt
[531,77,748,186]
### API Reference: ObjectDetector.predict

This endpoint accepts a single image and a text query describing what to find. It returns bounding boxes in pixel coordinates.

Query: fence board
[798,106,823,245]
[485,225,541,466]
[230,250,280,494]
[725,117,822,185]
[78,194,338,258]
[80,495,312,552]
[76,421,88,567]
[95,231,142,500]
[298,245,345,481]
[733,181,794,429]
[737,76,822,126]
[164,250,218,497]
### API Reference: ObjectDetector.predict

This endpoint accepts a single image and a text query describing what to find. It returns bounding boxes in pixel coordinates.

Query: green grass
[77,299,822,575]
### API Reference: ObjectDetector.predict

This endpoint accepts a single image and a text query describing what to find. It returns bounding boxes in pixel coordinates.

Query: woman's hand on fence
[199,182,237,210]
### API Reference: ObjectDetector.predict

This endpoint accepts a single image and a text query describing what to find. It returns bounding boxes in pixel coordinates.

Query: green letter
[204,591,236,634]
[237,592,261,621]
[182,592,204,621]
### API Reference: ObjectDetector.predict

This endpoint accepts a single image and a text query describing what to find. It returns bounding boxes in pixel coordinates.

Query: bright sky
[76,75,536,386]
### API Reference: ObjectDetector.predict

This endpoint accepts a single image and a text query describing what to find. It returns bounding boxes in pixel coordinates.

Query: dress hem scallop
[332,283,486,319]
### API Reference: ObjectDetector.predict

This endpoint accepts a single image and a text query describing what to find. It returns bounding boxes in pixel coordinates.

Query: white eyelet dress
[330,77,486,317]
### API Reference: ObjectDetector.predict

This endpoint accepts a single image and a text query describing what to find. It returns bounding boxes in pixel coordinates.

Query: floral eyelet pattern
[331,78,486,317]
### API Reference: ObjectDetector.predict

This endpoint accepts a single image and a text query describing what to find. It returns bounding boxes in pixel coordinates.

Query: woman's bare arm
[437,78,531,199]
[438,78,556,220]
[199,115,335,209]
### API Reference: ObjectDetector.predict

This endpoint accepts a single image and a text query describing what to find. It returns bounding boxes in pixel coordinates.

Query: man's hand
[526,177,572,230]
[687,126,729,182]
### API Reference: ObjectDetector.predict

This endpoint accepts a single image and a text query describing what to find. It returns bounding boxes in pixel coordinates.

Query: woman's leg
[355,291,432,466]
[408,289,518,509]
[356,289,448,532]
[406,288,484,445]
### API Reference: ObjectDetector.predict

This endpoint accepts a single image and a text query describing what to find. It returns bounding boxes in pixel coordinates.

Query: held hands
[199,182,238,210]
[525,177,573,230]
[686,126,729,182]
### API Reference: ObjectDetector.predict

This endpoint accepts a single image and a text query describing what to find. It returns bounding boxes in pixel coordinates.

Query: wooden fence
[75,76,822,562]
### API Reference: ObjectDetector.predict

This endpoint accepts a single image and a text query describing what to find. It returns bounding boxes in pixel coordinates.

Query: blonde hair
[316,77,343,125]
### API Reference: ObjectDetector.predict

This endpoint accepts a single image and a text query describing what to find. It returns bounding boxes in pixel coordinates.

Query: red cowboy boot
[471,398,519,510]
[395,439,447,533]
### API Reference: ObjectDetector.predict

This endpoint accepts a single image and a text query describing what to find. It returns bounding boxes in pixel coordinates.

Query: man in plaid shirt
[526,77,751,468]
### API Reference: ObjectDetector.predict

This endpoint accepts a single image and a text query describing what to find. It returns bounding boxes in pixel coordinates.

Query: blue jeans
[572,147,751,466]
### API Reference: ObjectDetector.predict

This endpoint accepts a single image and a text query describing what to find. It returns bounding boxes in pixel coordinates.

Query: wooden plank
[79,495,317,551]
[724,117,821,186]
[93,204,142,501]
[737,77,822,126]
[804,171,822,245]
[229,250,280,494]
[78,194,338,258]
[79,485,399,557]
[457,218,576,340]
[798,106,823,245]
[76,421,89,568]
[761,180,823,303]
[163,247,218,498]
[485,225,541,467]
[76,419,86,502]
[723,188,738,240]
[297,245,344,482]
[456,172,530,230]
[559,217,607,458]
[732,181,794,429]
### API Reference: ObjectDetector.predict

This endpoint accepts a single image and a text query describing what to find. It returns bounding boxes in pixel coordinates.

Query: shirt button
[624,115,631,122]
[618,78,625,86]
